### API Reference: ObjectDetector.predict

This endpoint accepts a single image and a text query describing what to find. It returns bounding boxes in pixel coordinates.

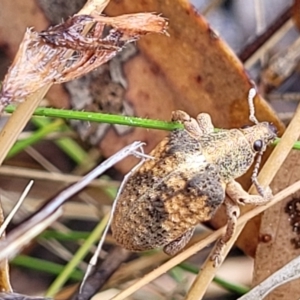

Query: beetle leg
[163,227,195,255]
[226,179,272,205]
[196,113,214,134]
[251,151,273,199]
[172,110,204,139]
[211,197,240,266]
[211,178,273,266]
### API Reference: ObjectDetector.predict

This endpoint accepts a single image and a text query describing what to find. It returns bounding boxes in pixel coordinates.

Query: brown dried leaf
[0,0,70,108]
[252,150,300,299]
[0,29,68,111]
[0,0,49,56]
[0,13,167,112]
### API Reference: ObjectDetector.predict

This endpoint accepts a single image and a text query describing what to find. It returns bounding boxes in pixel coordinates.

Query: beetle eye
[253,139,263,151]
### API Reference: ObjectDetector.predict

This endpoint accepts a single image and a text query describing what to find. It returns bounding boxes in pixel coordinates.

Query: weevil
[111,88,277,265]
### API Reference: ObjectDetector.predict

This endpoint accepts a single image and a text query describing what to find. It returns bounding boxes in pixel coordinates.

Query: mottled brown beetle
[111,89,277,265]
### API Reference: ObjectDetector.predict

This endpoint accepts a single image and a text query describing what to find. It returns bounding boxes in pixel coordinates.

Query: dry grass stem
[0,165,119,188]
[244,19,294,68]
[0,181,34,237]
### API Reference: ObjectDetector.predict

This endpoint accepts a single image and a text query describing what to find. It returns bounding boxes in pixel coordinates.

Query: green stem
[5,105,183,131]
[38,230,90,241]
[6,119,64,159]
[45,214,109,297]
[169,266,184,282]
[12,255,83,281]
[5,106,300,150]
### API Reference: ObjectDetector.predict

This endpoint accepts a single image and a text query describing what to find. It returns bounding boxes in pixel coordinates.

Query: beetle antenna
[251,150,265,196]
[248,87,259,125]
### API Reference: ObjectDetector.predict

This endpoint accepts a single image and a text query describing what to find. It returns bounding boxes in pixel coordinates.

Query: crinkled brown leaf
[0,29,68,111]
[0,13,167,112]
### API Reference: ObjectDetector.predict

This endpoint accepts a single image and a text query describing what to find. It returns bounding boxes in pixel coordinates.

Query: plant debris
[0,13,167,113]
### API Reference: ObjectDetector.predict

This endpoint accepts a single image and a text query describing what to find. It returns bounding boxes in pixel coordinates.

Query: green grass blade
[45,213,109,297]
[12,255,83,281]
[5,105,183,131]
[5,105,298,150]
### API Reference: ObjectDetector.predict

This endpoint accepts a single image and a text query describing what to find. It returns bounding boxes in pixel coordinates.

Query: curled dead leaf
[0,13,167,113]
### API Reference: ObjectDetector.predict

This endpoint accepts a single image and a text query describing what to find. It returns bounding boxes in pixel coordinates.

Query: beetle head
[240,122,277,153]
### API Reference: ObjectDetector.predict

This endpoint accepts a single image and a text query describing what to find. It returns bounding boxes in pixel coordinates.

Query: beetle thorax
[199,129,256,182]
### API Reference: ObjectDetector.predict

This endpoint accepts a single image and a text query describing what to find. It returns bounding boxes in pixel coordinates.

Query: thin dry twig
[243,18,294,69]
[239,5,292,64]
[0,165,119,188]
[261,36,300,88]
[0,180,34,237]
[71,247,131,300]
